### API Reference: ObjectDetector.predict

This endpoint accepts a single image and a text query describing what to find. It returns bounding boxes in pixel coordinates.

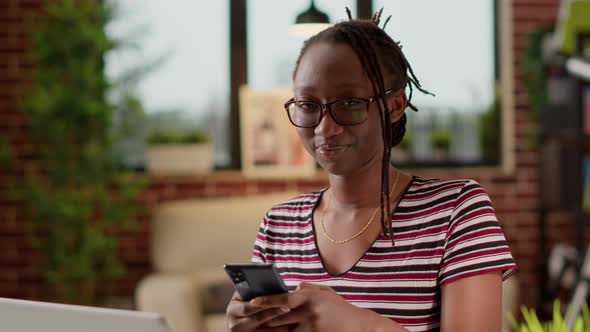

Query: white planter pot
[147,143,213,175]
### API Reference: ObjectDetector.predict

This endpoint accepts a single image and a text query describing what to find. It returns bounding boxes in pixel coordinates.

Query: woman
[226,9,517,332]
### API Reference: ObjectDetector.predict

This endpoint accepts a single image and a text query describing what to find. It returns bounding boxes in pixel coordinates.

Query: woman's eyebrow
[334,82,366,89]
[295,83,367,93]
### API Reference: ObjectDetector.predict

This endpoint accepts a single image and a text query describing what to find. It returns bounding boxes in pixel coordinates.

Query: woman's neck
[327,164,401,210]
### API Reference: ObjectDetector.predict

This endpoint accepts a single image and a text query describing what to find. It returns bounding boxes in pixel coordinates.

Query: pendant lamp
[289,0,331,37]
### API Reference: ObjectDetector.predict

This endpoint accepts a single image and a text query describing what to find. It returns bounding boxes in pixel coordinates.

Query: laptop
[0,297,174,332]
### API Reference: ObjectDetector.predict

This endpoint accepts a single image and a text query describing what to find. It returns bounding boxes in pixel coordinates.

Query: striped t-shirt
[252,177,517,332]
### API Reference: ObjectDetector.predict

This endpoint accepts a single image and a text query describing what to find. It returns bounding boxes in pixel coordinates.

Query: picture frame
[239,85,316,178]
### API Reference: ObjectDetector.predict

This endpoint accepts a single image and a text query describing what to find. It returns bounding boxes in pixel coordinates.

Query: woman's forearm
[355,307,409,332]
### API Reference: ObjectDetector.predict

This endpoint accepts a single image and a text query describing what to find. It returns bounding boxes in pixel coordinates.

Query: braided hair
[292,8,433,245]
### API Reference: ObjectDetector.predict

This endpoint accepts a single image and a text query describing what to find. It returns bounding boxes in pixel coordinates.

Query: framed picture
[239,86,316,178]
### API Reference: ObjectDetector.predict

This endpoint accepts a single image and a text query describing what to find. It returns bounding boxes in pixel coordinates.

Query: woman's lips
[316,144,349,160]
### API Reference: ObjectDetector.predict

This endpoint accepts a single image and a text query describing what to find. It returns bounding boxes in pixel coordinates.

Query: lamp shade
[295,0,329,24]
[289,0,331,37]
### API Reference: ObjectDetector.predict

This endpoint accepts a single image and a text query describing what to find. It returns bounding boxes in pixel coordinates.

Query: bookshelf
[538,31,590,313]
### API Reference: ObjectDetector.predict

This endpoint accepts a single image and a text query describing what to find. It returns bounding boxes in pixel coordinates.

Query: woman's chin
[317,160,355,176]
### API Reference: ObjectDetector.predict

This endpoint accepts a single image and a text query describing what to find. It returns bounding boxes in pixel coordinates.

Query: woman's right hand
[225,291,294,332]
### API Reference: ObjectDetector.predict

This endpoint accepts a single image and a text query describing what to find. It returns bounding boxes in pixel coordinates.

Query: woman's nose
[314,108,344,138]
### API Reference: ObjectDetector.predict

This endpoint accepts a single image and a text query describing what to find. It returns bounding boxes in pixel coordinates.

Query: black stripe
[266,248,318,256]
[373,307,439,317]
[452,200,492,221]
[354,264,440,273]
[274,200,317,208]
[277,266,324,274]
[266,229,313,239]
[439,258,515,281]
[253,245,266,254]
[267,215,312,222]
[394,216,449,233]
[368,239,446,253]
[396,194,456,213]
[406,180,467,195]
[444,240,508,261]
[332,285,437,294]
[274,192,321,206]
[447,220,499,243]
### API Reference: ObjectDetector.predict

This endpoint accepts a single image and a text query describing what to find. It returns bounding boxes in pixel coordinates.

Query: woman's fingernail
[281,307,290,312]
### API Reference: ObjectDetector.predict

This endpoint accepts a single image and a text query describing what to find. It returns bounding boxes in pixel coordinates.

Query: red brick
[171,183,207,199]
[514,20,548,35]
[490,174,517,184]
[514,0,559,6]
[517,167,539,182]
[0,112,26,127]
[0,82,21,98]
[18,1,43,10]
[0,0,18,9]
[513,241,538,258]
[212,181,249,197]
[513,4,559,21]
[0,280,19,297]
[254,181,289,194]
[516,181,539,197]
[0,5,20,20]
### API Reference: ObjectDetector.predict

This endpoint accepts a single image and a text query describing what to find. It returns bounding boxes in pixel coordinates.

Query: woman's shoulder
[408,176,485,196]
[264,190,324,217]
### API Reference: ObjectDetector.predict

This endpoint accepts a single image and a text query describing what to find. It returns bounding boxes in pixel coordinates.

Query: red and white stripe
[252,177,517,332]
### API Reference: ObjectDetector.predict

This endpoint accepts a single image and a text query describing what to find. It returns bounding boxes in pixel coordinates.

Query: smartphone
[224,263,288,301]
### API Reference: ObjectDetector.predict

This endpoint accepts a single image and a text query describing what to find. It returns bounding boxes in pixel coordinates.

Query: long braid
[292,9,433,246]
[343,26,393,241]
[326,21,391,239]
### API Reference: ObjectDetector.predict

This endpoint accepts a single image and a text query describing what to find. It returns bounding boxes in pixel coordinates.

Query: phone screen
[224,263,288,301]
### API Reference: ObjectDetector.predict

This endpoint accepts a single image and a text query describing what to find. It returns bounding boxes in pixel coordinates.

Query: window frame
[228,0,515,173]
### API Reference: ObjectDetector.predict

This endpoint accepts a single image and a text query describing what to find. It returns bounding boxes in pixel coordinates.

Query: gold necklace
[320,170,400,245]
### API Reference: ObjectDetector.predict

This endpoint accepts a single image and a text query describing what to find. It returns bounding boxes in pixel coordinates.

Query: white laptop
[0,297,174,332]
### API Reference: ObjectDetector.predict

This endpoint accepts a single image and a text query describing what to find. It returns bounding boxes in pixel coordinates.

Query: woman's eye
[343,99,361,107]
[298,102,319,111]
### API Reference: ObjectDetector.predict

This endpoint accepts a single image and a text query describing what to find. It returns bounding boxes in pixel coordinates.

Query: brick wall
[0,0,43,300]
[0,0,576,310]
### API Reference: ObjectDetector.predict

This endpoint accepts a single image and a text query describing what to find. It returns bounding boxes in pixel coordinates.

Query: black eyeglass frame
[284,88,395,128]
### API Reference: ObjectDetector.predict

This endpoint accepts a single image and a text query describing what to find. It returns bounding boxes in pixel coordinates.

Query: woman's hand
[263,283,405,332]
[225,291,294,332]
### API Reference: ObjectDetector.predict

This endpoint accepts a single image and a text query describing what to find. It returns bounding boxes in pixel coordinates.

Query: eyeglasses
[284,89,394,128]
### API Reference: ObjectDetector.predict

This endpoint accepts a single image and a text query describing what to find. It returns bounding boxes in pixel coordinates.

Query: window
[374,0,499,166]
[105,0,230,168]
[106,0,512,171]
[247,0,356,91]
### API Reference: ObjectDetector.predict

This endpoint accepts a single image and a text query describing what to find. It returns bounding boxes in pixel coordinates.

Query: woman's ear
[387,89,407,123]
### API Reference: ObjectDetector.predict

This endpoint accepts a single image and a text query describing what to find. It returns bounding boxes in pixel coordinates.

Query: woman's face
[292,41,386,176]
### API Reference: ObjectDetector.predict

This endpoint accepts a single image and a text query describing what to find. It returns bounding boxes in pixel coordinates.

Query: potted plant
[146,128,214,175]
[11,0,147,305]
[430,129,452,161]
[511,300,590,332]
[479,96,501,164]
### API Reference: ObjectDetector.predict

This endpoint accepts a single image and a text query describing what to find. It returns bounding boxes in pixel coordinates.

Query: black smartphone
[224,263,288,301]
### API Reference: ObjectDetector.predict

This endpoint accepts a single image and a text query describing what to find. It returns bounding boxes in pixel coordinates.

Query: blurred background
[1,0,590,331]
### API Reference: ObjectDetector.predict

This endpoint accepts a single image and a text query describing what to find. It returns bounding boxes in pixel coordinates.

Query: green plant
[12,0,146,305]
[522,25,554,146]
[479,96,501,163]
[146,129,209,145]
[398,130,413,151]
[430,129,451,150]
[510,301,590,332]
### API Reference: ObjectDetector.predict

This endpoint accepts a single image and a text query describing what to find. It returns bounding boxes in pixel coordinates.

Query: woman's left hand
[259,282,404,332]
[260,282,359,331]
